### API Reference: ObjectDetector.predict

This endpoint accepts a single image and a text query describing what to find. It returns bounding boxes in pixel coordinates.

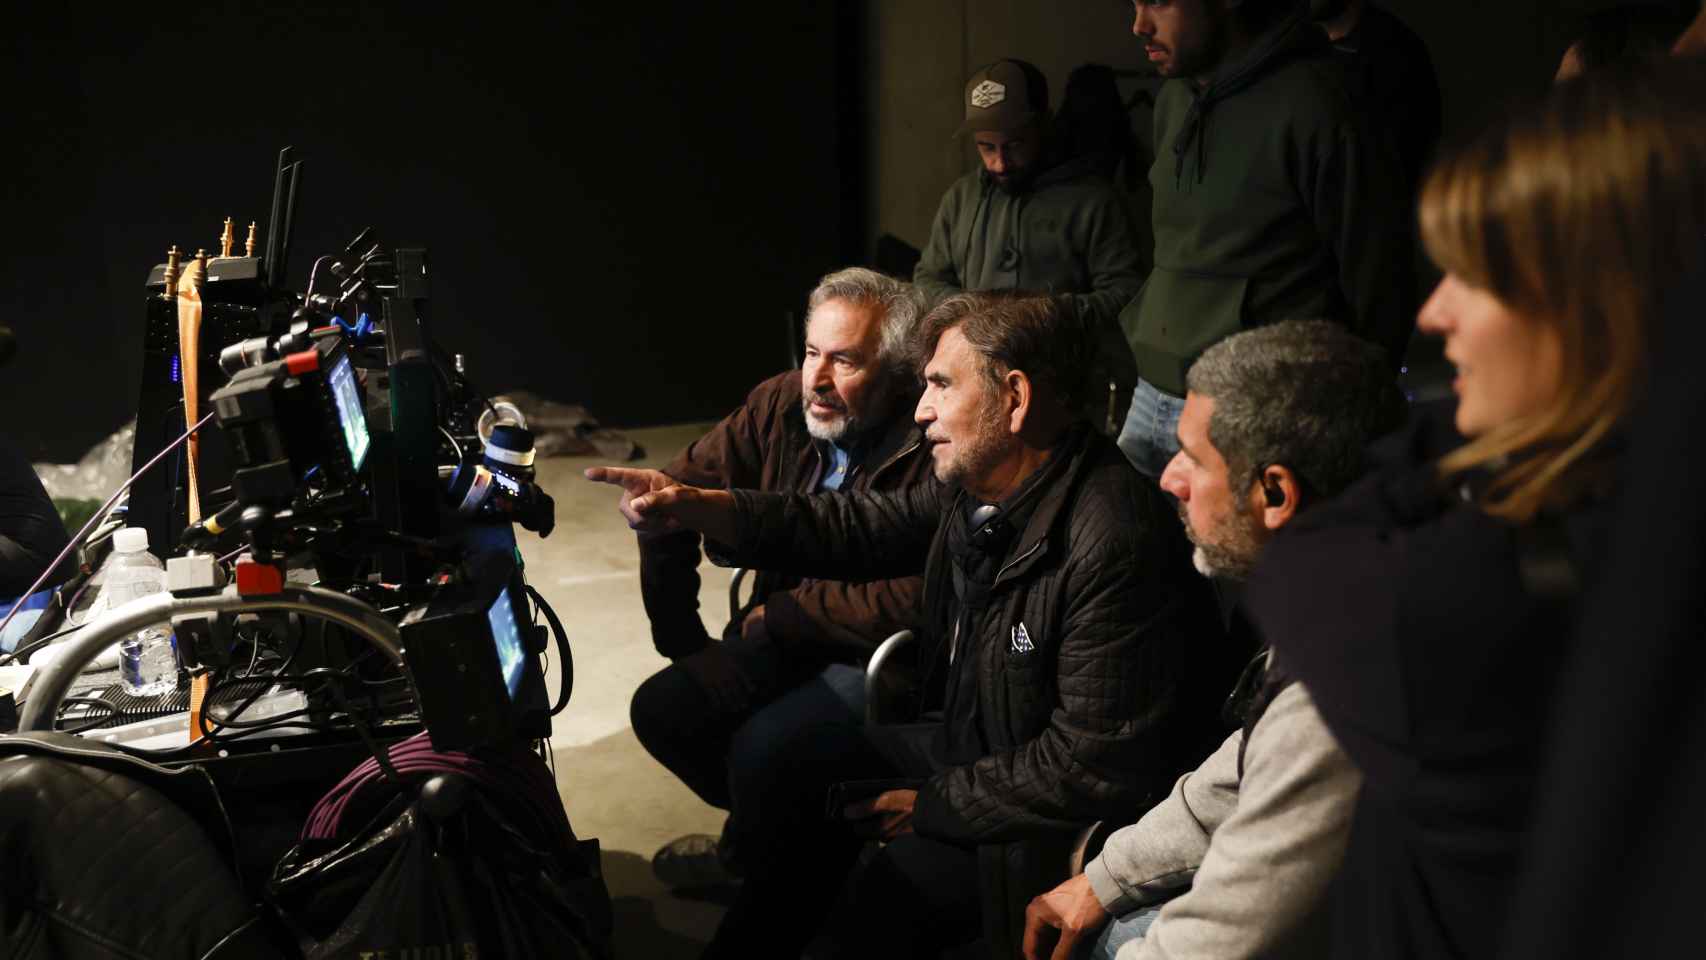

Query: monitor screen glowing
[328,354,370,471]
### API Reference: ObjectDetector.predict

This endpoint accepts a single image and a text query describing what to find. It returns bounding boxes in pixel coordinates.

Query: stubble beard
[934,396,1009,489]
[1177,501,1265,581]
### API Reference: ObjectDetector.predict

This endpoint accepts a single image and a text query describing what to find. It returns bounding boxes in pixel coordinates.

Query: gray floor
[518,422,735,958]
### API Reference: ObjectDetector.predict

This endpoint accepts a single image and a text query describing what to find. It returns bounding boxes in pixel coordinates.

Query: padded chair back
[0,733,285,959]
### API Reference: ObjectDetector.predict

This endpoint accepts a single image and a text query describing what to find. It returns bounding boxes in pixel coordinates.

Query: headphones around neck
[968,503,1017,554]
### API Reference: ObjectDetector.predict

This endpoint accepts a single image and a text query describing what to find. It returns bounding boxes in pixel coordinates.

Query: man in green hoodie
[1116,0,1414,477]
[915,58,1147,433]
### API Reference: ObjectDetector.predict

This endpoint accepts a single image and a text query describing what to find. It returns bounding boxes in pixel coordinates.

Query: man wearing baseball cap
[915,58,1146,433]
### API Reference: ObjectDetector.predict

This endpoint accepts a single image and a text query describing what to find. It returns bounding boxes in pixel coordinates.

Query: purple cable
[302,733,570,855]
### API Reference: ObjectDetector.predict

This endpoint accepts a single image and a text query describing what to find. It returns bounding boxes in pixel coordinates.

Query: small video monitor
[487,584,525,700]
[399,556,539,751]
[327,352,370,471]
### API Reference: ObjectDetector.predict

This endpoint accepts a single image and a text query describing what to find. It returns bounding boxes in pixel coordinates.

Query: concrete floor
[516,422,735,959]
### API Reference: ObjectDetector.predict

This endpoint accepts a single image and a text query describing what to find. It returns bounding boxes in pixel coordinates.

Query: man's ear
[1250,463,1303,532]
[1005,368,1033,435]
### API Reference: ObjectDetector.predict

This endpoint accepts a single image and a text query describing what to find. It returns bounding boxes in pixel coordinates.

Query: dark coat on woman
[1244,405,1617,959]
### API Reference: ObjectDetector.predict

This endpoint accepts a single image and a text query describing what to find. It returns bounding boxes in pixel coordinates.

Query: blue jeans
[1092,903,1164,959]
[1116,378,1184,479]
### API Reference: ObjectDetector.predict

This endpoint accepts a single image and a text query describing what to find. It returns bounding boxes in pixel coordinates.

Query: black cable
[196,630,307,742]
[0,623,83,667]
[197,662,414,779]
[55,696,121,736]
[525,584,572,716]
[323,678,404,782]
[426,335,500,419]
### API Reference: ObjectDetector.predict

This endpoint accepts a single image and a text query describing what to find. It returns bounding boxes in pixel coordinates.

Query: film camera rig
[22,150,566,756]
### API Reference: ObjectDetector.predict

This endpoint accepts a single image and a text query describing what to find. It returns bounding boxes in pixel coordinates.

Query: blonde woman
[1243,58,1706,960]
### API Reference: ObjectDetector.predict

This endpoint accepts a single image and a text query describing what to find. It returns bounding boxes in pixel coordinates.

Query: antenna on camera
[263,146,303,289]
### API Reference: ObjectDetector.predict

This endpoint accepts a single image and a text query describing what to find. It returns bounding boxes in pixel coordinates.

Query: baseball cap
[957,59,1050,136]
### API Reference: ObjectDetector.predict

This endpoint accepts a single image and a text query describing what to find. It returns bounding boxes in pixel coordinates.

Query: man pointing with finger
[590,292,1234,959]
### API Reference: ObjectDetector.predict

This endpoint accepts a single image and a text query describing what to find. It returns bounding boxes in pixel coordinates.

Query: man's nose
[1159,453,1188,499]
[914,395,934,426]
[805,356,833,389]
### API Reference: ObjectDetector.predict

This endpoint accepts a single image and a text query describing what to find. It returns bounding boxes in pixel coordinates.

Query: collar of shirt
[818,440,854,492]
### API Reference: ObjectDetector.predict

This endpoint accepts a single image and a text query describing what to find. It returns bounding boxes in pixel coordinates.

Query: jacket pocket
[1121,267,1251,395]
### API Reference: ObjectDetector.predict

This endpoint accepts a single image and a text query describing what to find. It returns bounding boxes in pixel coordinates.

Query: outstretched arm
[585,466,740,544]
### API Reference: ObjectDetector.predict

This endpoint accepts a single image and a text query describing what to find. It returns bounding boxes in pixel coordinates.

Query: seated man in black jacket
[589,293,1233,959]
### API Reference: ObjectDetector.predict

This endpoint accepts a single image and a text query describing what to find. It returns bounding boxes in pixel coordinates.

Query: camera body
[210,332,370,508]
[137,222,563,753]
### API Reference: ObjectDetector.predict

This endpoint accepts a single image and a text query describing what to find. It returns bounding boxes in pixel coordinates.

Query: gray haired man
[628,267,937,889]
[1024,320,1405,960]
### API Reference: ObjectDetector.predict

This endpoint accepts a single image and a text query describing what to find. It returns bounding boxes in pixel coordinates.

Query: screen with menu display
[487,585,525,700]
[328,353,370,471]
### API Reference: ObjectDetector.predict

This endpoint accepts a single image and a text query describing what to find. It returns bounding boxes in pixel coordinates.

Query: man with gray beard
[1024,320,1404,960]
[628,267,937,889]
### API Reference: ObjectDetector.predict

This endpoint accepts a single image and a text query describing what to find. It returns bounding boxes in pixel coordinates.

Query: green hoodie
[915,153,1146,392]
[1120,13,1415,396]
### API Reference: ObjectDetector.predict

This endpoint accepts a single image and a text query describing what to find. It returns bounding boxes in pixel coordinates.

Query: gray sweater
[1084,682,1359,960]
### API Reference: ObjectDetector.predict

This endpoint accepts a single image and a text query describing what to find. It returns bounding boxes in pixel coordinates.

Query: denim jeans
[1116,378,1184,479]
[1091,903,1164,959]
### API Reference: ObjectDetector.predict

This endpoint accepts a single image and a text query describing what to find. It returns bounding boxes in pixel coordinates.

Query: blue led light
[171,354,181,384]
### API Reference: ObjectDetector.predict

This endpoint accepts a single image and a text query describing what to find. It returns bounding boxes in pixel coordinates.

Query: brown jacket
[639,371,936,662]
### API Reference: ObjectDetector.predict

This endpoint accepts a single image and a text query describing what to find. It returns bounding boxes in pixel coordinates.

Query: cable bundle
[302,730,572,854]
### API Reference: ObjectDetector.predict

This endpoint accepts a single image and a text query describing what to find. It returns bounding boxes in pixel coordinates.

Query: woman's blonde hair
[1420,58,1706,521]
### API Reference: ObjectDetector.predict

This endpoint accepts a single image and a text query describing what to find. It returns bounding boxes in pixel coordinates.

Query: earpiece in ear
[1263,483,1284,508]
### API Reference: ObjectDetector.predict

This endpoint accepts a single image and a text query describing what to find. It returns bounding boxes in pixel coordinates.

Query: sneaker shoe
[651,832,742,889]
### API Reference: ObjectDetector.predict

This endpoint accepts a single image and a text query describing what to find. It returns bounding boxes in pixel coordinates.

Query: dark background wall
[1,0,1688,464]
[857,0,1665,258]
[0,2,857,461]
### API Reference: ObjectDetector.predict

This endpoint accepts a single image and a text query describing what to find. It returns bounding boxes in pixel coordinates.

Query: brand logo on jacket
[1011,622,1034,655]
[971,80,1006,109]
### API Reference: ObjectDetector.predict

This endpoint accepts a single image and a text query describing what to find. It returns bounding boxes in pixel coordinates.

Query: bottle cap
[113,527,150,553]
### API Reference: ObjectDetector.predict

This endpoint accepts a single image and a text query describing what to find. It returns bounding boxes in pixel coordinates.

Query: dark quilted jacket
[721,429,1233,955]
[639,370,936,662]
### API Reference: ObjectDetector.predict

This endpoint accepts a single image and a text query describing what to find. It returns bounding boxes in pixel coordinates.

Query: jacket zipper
[871,437,923,482]
[994,539,1044,585]
[951,539,1043,665]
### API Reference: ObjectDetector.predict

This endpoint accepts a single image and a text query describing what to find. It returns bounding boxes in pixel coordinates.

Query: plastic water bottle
[120,626,179,697]
[95,528,179,696]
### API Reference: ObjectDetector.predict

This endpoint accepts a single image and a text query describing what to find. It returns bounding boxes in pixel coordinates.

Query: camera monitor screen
[328,353,370,471]
[487,585,525,700]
